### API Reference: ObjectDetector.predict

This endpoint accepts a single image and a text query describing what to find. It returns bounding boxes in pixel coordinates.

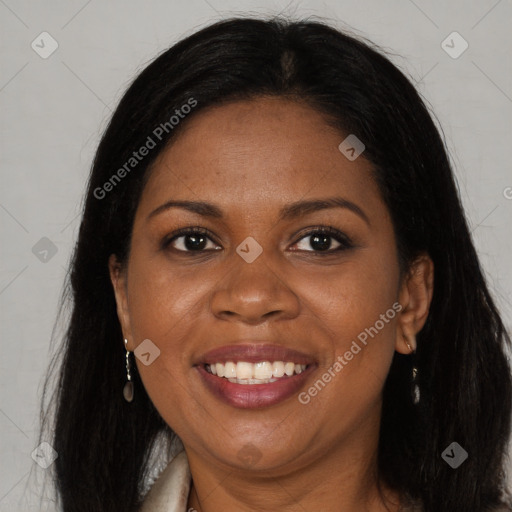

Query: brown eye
[292,227,353,253]
[164,228,221,253]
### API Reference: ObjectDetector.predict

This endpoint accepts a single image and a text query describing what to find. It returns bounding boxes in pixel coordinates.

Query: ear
[108,254,134,351]
[395,253,434,354]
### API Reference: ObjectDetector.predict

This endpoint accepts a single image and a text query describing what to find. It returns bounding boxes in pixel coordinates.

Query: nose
[210,253,300,325]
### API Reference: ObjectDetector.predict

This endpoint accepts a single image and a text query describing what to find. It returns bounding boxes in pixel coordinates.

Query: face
[110,96,433,476]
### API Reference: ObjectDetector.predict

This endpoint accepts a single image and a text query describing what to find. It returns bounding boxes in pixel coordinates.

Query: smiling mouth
[205,361,309,384]
[196,343,316,408]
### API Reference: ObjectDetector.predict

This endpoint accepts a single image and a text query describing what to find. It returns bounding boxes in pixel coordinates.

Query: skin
[110,96,434,512]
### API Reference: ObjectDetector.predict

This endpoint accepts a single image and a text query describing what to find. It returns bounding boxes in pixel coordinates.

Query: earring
[404,334,420,405]
[412,366,420,405]
[123,339,134,403]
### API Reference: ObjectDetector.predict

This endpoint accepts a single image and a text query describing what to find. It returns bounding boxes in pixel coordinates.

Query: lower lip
[196,365,315,409]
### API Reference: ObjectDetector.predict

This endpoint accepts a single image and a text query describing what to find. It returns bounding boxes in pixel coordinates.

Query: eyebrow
[147,197,370,226]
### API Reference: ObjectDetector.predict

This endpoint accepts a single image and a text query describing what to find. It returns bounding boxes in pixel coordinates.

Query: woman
[40,17,512,512]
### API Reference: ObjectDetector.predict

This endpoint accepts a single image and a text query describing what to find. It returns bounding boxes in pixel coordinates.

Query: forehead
[137,96,382,220]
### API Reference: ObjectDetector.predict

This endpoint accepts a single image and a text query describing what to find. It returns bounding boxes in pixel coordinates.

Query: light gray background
[1,0,511,510]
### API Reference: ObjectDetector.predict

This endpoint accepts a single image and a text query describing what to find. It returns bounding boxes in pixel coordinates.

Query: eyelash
[162,226,354,255]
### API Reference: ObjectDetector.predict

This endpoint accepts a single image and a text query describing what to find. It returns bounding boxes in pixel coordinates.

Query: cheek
[123,253,214,393]
[125,253,216,342]
[302,244,399,332]
[301,245,400,388]
[124,256,216,432]
[294,282,398,440]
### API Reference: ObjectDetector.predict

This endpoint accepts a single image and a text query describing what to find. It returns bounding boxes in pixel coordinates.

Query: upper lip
[196,342,315,366]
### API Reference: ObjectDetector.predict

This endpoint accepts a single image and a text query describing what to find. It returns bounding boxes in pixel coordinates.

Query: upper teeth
[207,361,307,382]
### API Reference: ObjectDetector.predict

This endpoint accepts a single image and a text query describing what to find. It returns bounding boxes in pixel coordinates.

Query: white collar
[140,450,191,512]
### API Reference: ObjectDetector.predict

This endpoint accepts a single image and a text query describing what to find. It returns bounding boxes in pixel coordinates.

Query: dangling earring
[123,338,134,403]
[411,366,420,405]
[404,334,420,405]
